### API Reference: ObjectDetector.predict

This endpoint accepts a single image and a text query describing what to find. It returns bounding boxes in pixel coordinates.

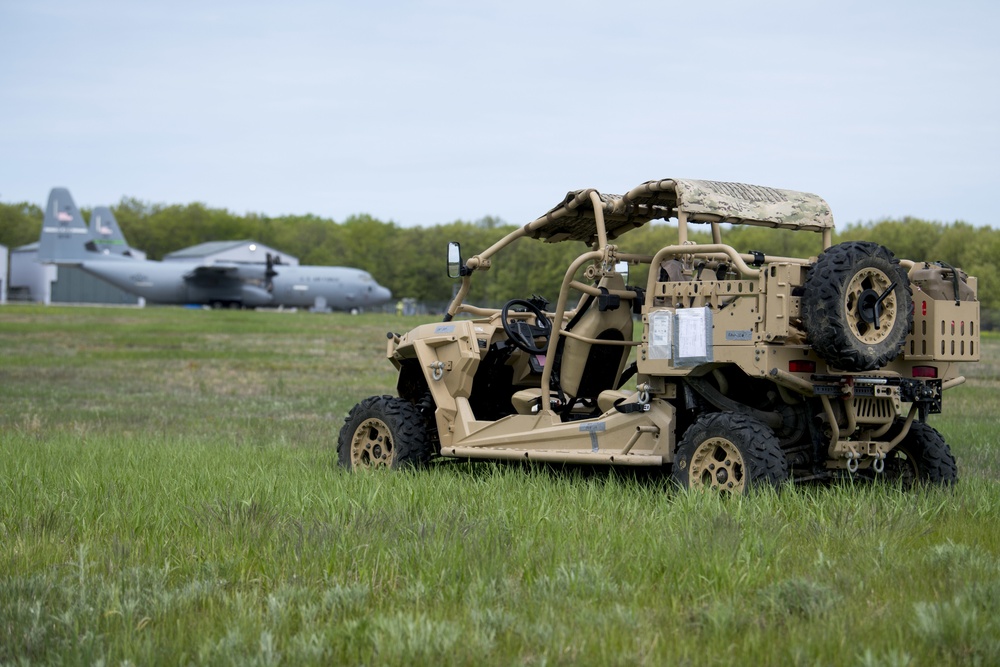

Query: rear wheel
[338,395,433,470]
[672,413,788,493]
[882,421,957,486]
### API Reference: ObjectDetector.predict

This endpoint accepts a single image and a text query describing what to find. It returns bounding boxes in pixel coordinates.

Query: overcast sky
[2,1,998,228]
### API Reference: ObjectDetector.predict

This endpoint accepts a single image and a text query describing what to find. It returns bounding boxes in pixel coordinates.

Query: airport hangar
[8,240,295,306]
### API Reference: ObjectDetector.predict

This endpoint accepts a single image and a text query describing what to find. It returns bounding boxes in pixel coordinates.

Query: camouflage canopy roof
[527,178,834,244]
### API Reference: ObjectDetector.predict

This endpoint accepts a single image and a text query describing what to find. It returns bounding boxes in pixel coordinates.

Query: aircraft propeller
[265,253,281,292]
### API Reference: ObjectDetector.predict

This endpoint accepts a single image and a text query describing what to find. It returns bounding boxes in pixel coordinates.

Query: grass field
[2,305,999,666]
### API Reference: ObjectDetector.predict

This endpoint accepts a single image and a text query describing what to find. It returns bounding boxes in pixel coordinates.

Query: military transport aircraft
[37,188,392,310]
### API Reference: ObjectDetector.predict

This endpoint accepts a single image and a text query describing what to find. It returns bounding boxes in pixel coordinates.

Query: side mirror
[615,260,629,284]
[447,242,463,279]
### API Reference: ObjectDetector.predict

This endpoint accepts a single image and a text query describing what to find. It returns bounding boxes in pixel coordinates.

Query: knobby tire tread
[673,412,789,491]
[803,241,912,371]
[337,395,433,470]
[899,421,958,485]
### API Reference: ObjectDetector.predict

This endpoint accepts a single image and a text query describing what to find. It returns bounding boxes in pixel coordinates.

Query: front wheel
[882,421,957,486]
[338,395,433,470]
[672,413,788,493]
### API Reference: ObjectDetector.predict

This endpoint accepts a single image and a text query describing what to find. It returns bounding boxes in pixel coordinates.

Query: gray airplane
[37,188,392,310]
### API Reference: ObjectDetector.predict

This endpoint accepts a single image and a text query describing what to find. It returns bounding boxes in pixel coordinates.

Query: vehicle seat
[555,273,634,404]
[509,274,634,416]
[660,259,689,282]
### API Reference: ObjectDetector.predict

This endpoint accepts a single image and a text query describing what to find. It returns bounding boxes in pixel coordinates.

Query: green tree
[5,191,998,324]
[0,202,43,250]
[837,218,944,262]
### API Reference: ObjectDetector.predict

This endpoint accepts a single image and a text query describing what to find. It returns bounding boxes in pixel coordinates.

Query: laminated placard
[674,307,713,366]
[648,310,672,360]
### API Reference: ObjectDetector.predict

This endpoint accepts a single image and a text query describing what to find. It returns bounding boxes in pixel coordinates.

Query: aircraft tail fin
[90,206,133,256]
[37,188,92,263]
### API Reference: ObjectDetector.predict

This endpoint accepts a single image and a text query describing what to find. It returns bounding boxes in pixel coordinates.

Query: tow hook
[845,451,860,474]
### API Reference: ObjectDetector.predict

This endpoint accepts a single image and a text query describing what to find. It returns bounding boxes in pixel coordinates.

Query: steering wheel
[501,299,552,354]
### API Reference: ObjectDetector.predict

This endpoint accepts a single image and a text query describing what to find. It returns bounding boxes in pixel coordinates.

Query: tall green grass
[1,306,999,665]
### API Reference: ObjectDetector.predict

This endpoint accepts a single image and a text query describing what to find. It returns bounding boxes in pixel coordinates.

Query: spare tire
[803,241,912,371]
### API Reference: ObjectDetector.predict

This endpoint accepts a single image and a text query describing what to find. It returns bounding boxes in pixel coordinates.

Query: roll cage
[444,177,836,414]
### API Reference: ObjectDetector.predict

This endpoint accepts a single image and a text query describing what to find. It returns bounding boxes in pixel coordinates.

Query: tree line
[1,198,997,324]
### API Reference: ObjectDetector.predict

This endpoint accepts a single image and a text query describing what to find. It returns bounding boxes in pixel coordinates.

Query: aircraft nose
[375,285,392,303]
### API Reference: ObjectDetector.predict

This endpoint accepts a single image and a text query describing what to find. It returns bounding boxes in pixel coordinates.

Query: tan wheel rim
[844,267,897,345]
[885,446,918,485]
[351,418,395,468]
[689,437,746,493]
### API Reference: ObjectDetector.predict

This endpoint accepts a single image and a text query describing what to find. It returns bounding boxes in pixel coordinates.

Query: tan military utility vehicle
[339,179,979,492]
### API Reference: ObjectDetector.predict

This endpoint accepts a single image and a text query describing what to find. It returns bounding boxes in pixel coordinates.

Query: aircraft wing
[183,263,272,285]
[183,264,244,286]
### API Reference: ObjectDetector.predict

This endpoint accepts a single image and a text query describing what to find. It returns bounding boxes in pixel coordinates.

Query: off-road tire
[882,420,957,486]
[803,241,912,371]
[338,395,433,470]
[672,412,788,493]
